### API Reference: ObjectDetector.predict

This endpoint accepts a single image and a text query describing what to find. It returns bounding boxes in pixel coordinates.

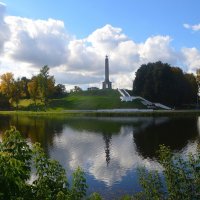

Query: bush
[0,127,87,200]
[136,144,200,200]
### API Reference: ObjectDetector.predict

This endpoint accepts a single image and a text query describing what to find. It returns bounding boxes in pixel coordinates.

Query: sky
[0,0,200,90]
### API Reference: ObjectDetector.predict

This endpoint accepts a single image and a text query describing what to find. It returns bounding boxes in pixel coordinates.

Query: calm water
[0,115,199,199]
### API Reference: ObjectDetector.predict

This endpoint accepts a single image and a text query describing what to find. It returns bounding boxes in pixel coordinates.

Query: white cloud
[87,24,127,53]
[183,23,200,31]
[4,16,69,67]
[1,2,200,89]
[0,3,10,54]
[182,47,200,72]
[139,36,178,64]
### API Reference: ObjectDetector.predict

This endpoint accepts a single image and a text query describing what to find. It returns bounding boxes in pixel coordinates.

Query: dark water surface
[0,115,199,199]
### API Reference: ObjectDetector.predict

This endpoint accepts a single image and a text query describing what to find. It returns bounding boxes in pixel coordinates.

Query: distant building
[102,55,112,89]
[87,87,99,91]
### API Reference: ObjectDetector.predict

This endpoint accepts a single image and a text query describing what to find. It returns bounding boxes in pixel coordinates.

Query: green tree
[53,84,66,98]
[38,65,55,107]
[133,61,198,107]
[0,127,88,200]
[20,76,30,99]
[10,78,23,109]
[28,76,39,106]
[0,93,10,110]
[136,144,200,200]
[0,127,32,199]
[71,86,82,93]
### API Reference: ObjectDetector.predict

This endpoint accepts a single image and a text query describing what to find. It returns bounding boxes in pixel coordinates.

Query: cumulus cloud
[139,36,178,64]
[184,23,200,31]
[182,47,200,72]
[87,24,127,52]
[1,2,200,88]
[0,3,10,54]
[4,16,69,67]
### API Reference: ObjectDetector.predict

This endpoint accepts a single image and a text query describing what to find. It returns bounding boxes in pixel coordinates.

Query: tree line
[133,61,198,108]
[0,61,199,110]
[0,66,66,110]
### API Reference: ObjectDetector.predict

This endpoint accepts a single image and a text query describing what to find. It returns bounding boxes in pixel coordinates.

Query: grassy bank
[18,89,146,111]
[1,109,200,117]
[1,89,200,117]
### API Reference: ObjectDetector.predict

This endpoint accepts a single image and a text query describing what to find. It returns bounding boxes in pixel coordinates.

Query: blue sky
[3,0,200,48]
[1,0,200,89]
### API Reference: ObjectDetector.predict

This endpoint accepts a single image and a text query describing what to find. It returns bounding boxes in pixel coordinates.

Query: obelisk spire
[102,55,112,89]
[105,55,109,82]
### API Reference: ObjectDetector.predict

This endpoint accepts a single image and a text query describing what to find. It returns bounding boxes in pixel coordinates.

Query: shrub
[0,127,87,200]
[136,144,200,199]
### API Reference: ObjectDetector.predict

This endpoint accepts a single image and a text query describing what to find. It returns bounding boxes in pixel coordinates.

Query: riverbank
[1,109,200,117]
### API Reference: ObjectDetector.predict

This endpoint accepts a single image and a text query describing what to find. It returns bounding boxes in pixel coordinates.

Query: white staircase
[118,89,171,110]
[118,89,134,102]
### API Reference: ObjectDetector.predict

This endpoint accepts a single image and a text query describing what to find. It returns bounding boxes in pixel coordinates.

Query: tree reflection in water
[0,115,199,199]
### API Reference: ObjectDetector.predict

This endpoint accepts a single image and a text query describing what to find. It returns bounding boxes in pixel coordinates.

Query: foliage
[0,93,10,110]
[0,127,32,199]
[38,65,55,106]
[0,72,15,98]
[28,76,39,106]
[20,77,30,99]
[0,75,26,108]
[87,192,102,200]
[53,84,66,98]
[0,66,59,110]
[71,86,82,93]
[10,78,23,109]
[0,127,88,200]
[136,144,200,200]
[133,61,198,107]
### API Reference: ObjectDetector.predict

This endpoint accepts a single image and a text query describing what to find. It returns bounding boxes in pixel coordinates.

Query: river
[0,115,199,199]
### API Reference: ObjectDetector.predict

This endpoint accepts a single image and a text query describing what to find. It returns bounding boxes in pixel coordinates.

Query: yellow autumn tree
[0,72,15,98]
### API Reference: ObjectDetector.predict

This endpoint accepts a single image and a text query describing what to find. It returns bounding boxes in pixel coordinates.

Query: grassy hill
[19,89,147,111]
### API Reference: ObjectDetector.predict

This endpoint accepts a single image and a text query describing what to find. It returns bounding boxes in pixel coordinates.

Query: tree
[28,76,39,106]
[53,84,66,98]
[183,73,198,105]
[38,65,55,106]
[0,72,15,99]
[0,127,32,199]
[135,144,200,200]
[133,61,198,107]
[20,76,30,98]
[10,78,23,109]
[0,73,24,109]
[0,93,10,110]
[71,86,82,93]
[0,127,88,200]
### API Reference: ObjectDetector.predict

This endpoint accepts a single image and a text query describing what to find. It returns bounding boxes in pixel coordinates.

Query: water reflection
[0,115,199,198]
[134,117,198,158]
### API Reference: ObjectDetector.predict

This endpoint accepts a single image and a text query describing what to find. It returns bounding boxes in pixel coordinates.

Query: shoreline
[0,109,200,117]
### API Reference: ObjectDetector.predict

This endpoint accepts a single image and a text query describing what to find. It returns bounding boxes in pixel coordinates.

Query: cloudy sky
[1,0,200,90]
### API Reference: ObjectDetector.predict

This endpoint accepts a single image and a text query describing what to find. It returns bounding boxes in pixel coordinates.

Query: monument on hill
[102,55,112,89]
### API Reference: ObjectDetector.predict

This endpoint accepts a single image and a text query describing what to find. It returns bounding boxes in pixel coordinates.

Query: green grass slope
[48,89,146,110]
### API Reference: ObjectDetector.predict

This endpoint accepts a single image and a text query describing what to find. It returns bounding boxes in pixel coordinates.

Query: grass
[2,89,200,117]
[18,89,146,111]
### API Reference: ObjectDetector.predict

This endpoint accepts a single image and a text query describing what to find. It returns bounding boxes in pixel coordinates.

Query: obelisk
[102,55,112,89]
